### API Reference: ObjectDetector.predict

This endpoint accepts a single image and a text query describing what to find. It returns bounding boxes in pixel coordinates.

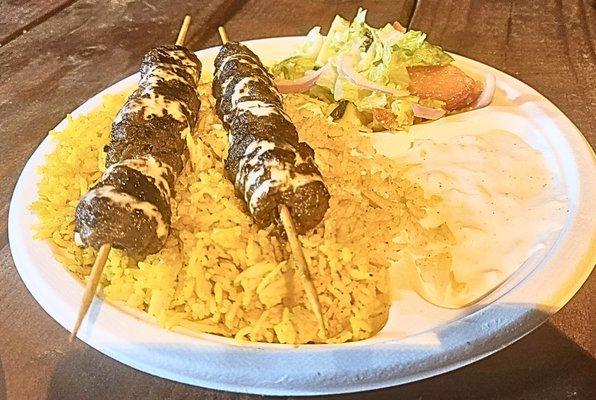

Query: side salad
[270,8,495,131]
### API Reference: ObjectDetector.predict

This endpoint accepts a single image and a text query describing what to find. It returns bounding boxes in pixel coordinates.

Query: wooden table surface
[1,0,594,399]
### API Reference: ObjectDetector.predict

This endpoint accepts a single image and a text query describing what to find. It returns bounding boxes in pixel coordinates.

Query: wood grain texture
[0,0,75,45]
[195,0,415,48]
[0,0,594,399]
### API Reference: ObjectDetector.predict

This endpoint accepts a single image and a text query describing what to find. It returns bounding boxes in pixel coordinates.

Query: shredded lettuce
[390,97,416,129]
[314,65,338,94]
[295,27,324,58]
[315,14,351,66]
[390,31,453,69]
[270,7,453,131]
[333,75,360,103]
[357,91,387,111]
[270,56,315,80]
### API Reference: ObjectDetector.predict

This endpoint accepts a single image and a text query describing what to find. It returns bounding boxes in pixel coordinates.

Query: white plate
[8,37,595,395]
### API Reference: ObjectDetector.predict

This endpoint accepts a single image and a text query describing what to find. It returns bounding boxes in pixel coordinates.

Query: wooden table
[1,1,594,398]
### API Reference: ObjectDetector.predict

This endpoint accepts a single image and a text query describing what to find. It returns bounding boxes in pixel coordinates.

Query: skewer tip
[70,243,111,341]
[218,26,229,44]
[175,15,192,46]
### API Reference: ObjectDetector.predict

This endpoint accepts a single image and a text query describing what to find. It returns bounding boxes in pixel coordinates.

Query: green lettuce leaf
[295,27,324,58]
[333,75,360,102]
[390,31,453,68]
[269,56,315,80]
[269,9,455,131]
[357,91,388,111]
[315,14,350,66]
[390,96,417,129]
[315,64,338,93]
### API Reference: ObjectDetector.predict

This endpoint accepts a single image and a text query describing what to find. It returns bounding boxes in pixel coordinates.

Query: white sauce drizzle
[137,49,199,130]
[104,155,173,199]
[230,76,260,106]
[244,165,266,192]
[168,49,199,69]
[141,64,190,86]
[248,179,274,212]
[127,90,189,125]
[215,48,323,214]
[235,140,322,213]
[84,185,168,240]
[86,47,201,247]
[215,54,259,81]
[235,140,276,188]
[224,100,290,124]
[221,77,234,93]
[235,100,287,118]
[140,64,200,96]
[247,163,323,213]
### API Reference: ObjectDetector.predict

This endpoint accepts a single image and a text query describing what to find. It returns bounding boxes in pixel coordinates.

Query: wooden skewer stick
[217,27,327,338]
[217,26,229,45]
[270,235,285,263]
[70,15,193,342]
[127,256,138,269]
[278,205,327,337]
[176,15,191,46]
[70,243,111,341]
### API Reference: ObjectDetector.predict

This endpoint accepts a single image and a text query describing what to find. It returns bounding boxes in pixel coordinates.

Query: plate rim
[8,35,596,395]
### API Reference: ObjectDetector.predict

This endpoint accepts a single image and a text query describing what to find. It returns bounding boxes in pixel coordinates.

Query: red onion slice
[412,103,446,120]
[275,63,331,94]
[471,73,496,109]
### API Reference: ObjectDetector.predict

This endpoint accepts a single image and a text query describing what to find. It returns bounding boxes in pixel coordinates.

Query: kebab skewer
[70,16,201,340]
[214,27,330,336]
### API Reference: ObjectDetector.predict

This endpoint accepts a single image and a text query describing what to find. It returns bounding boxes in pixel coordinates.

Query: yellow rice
[31,81,453,344]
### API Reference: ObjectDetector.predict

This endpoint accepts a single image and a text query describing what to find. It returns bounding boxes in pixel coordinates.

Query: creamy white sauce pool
[372,129,567,308]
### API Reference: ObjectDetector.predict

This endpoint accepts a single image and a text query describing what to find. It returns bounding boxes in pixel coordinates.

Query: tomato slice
[408,65,481,111]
